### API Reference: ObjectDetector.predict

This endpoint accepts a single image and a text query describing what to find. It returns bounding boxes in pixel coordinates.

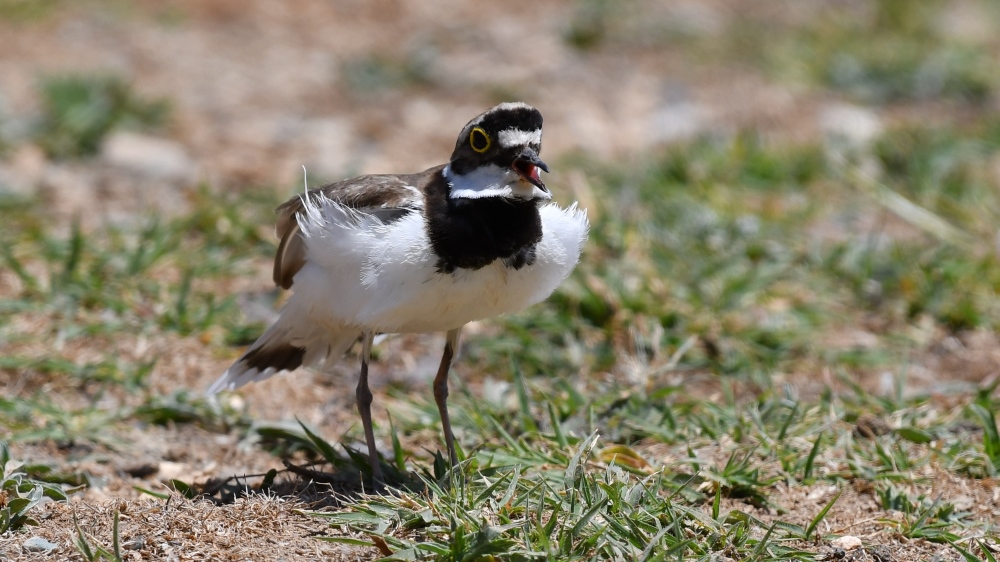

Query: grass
[0,185,274,448]
[4,118,1000,558]
[5,7,1000,551]
[0,0,63,22]
[1,1,998,558]
[33,74,170,158]
[73,509,123,562]
[780,0,997,104]
[2,185,273,337]
[0,442,76,533]
[305,375,997,559]
[613,0,1000,105]
[312,432,808,560]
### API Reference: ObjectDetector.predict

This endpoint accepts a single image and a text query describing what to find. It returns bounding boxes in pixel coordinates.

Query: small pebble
[123,537,146,551]
[830,535,863,551]
[23,537,58,553]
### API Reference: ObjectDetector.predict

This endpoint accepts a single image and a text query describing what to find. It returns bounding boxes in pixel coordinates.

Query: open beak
[512,148,550,192]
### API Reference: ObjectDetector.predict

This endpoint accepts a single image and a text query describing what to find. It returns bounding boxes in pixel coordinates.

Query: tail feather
[207,309,359,395]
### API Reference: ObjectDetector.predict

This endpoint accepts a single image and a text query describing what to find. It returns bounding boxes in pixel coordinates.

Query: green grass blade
[132,486,169,500]
[805,488,841,539]
[296,419,340,466]
[978,540,998,562]
[949,539,986,562]
[565,430,600,491]
[513,364,537,433]
[776,402,798,441]
[388,414,406,472]
[750,521,776,558]
[547,401,568,448]
[316,536,377,547]
[112,508,122,562]
[73,513,95,561]
[0,244,40,293]
[712,485,722,521]
[970,404,1000,468]
[570,492,608,536]
[473,469,515,506]
[497,466,521,509]
[60,217,84,286]
[802,432,822,481]
[485,414,525,455]
[170,479,198,499]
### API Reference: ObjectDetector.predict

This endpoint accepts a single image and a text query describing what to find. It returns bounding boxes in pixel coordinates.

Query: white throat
[443,164,551,201]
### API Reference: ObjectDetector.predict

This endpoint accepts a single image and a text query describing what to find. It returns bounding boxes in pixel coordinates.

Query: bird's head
[445,102,550,202]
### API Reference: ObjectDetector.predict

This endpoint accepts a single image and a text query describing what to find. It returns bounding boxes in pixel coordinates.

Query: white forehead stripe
[491,101,533,113]
[498,128,542,148]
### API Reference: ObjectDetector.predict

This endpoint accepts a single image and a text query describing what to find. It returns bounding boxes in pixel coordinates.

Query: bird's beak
[512,147,549,192]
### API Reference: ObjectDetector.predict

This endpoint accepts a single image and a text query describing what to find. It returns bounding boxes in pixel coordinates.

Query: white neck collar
[443,164,551,201]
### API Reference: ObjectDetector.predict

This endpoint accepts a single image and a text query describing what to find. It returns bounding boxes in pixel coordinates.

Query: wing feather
[272,168,438,289]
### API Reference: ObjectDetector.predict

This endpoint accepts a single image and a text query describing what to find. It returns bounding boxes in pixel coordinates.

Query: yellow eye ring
[470,127,491,153]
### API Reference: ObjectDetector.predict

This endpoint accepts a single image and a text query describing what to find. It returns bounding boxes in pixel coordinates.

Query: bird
[207,102,589,487]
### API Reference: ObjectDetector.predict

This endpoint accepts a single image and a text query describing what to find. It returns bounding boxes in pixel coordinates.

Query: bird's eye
[469,127,491,153]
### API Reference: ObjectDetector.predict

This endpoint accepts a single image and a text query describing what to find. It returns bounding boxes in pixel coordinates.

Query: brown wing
[272,168,440,289]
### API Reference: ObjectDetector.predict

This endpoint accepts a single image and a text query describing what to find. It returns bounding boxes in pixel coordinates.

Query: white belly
[292,199,588,333]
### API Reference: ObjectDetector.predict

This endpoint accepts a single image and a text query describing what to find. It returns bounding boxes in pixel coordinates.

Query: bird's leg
[356,332,384,488]
[434,328,462,468]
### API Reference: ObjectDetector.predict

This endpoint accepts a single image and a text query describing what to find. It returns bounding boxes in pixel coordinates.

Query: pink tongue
[527,164,540,182]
